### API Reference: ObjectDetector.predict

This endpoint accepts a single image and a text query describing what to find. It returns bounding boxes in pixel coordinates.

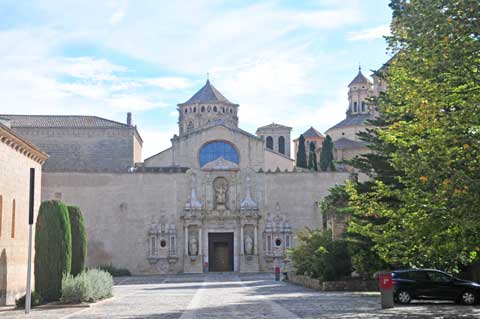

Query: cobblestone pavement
[0,273,479,318]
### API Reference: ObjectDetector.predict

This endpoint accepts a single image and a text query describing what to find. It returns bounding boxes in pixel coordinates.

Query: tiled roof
[348,69,372,86]
[327,114,373,130]
[179,80,237,105]
[256,122,292,131]
[0,122,49,163]
[333,137,367,150]
[1,114,131,128]
[302,126,324,138]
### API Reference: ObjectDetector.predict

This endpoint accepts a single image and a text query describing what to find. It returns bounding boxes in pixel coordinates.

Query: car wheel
[460,290,476,305]
[396,290,412,304]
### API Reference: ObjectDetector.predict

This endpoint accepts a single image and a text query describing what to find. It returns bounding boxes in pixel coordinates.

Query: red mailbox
[379,273,393,290]
[274,266,280,281]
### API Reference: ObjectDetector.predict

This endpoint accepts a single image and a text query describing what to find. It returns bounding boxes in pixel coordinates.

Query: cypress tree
[308,142,318,171]
[319,135,335,171]
[67,206,87,276]
[296,134,307,168]
[35,200,72,301]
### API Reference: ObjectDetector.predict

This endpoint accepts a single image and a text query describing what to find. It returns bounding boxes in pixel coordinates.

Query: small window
[285,235,291,248]
[193,107,197,113]
[230,109,233,113]
[11,199,15,238]
[150,236,156,256]
[275,238,282,247]
[201,106,205,112]
[361,101,366,112]
[222,107,225,113]
[185,108,188,113]
[160,239,167,248]
[213,106,217,112]
[266,136,273,150]
[353,102,358,112]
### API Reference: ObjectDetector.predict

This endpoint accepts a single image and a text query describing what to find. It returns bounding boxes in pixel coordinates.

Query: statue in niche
[213,177,228,210]
[189,237,198,256]
[244,235,254,255]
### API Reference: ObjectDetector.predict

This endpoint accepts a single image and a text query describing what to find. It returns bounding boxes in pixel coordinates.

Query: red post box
[379,273,393,290]
[274,266,280,281]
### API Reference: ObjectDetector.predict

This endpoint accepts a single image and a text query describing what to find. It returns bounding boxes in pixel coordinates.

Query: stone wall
[41,170,351,275]
[12,127,139,173]
[287,272,377,292]
[0,133,44,305]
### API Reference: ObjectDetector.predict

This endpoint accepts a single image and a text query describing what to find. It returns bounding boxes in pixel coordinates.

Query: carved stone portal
[213,177,228,210]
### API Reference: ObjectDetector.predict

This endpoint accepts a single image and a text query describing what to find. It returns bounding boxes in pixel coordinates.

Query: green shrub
[34,200,72,301]
[68,206,87,276]
[289,229,352,281]
[15,291,43,308]
[98,265,131,277]
[61,269,113,303]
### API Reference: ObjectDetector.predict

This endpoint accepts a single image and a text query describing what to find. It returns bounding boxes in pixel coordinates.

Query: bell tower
[347,66,372,115]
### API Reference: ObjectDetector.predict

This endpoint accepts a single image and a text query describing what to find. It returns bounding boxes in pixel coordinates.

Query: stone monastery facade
[1,67,386,275]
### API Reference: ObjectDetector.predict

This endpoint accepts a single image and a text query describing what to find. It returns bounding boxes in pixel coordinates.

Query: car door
[410,271,434,298]
[426,271,457,300]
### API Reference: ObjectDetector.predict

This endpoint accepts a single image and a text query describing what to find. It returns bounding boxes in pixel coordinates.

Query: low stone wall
[287,272,377,292]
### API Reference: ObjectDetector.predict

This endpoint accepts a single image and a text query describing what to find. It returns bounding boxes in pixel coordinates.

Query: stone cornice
[0,123,48,165]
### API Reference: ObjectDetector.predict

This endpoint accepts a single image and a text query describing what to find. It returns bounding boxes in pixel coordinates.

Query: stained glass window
[199,141,239,167]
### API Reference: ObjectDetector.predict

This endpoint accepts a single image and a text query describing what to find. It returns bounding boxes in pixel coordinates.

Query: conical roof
[348,67,371,86]
[302,126,323,138]
[180,80,236,105]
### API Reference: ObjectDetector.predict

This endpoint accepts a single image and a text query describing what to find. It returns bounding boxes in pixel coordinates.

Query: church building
[3,80,351,274]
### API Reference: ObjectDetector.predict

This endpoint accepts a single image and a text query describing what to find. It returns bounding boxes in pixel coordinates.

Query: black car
[392,269,480,305]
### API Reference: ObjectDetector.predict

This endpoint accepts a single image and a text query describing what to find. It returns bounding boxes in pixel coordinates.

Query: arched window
[184,108,188,113]
[213,106,217,112]
[361,101,366,112]
[199,141,239,167]
[201,106,205,112]
[278,136,285,154]
[193,107,197,113]
[266,136,273,150]
[353,102,358,112]
[187,122,194,132]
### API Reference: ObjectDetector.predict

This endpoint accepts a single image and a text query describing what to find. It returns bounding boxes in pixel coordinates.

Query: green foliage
[289,229,352,281]
[34,200,72,302]
[319,135,335,171]
[346,0,480,273]
[15,292,43,308]
[308,142,318,171]
[98,265,131,277]
[68,206,87,276]
[296,134,308,168]
[61,269,113,303]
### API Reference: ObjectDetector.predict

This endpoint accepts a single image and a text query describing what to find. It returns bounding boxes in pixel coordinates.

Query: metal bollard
[378,271,394,309]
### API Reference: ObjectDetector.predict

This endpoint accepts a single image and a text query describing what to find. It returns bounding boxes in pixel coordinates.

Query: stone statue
[244,235,253,255]
[213,177,228,210]
[240,175,258,210]
[189,237,198,256]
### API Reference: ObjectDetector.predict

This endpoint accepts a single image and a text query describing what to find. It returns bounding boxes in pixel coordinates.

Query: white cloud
[143,77,194,90]
[347,24,390,41]
[110,0,128,25]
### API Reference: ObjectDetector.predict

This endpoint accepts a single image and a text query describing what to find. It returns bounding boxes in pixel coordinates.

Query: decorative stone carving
[244,235,253,255]
[185,172,202,210]
[264,202,293,258]
[147,215,178,264]
[202,156,239,171]
[213,177,228,210]
[240,175,258,210]
[189,237,198,256]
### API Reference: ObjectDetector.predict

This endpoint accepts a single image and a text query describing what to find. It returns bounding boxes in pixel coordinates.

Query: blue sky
[0,0,392,158]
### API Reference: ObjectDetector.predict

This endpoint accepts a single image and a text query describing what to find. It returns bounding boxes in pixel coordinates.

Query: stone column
[184,226,188,256]
[199,227,203,256]
[254,225,258,255]
[240,225,244,255]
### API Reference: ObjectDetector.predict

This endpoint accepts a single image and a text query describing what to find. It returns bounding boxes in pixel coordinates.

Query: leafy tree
[289,229,352,281]
[319,135,335,171]
[68,206,87,276]
[35,200,72,301]
[296,134,307,168]
[347,0,480,273]
[308,142,318,171]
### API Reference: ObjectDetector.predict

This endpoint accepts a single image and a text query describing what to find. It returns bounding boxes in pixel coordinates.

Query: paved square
[1,273,479,318]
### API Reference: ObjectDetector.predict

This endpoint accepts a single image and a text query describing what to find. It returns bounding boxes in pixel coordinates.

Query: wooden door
[214,243,229,271]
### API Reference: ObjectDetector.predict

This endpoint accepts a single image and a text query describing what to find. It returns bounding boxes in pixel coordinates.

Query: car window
[427,271,452,283]
[409,271,429,281]
[394,272,410,279]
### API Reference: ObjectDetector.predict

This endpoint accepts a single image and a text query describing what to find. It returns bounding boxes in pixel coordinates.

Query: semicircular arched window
[199,141,239,167]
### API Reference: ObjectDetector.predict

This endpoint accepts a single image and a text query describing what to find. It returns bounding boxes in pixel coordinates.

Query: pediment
[201,156,239,171]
